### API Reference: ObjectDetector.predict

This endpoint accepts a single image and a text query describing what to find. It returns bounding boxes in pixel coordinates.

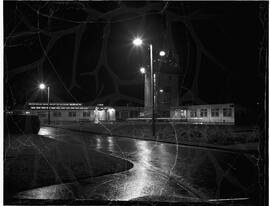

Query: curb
[43,125,258,155]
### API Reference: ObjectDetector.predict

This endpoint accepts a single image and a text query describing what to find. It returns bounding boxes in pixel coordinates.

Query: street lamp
[39,83,46,90]
[159,51,166,57]
[133,38,143,46]
[140,67,146,74]
[39,83,50,125]
[133,37,157,137]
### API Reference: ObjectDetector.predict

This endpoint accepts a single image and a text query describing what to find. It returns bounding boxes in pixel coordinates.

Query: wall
[32,109,116,123]
[170,104,235,124]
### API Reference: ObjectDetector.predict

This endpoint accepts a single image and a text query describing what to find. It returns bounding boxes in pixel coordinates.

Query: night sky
[4,1,268,108]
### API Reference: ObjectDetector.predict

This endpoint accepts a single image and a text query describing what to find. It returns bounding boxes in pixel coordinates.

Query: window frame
[200,108,208,117]
[211,108,219,117]
[190,110,197,118]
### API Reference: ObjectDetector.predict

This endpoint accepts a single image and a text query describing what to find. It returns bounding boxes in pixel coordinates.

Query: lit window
[180,110,186,118]
[190,110,197,117]
[200,109,207,117]
[211,108,219,117]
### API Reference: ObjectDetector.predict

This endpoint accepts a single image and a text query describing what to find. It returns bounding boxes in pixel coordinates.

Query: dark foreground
[5,127,263,205]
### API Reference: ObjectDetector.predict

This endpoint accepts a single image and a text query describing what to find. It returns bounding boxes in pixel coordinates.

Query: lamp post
[133,38,165,138]
[39,83,50,125]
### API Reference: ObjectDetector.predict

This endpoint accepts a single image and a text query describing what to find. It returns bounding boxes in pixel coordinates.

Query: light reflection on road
[119,141,151,200]
[107,136,114,152]
[96,137,101,150]
[38,128,55,139]
[14,127,258,202]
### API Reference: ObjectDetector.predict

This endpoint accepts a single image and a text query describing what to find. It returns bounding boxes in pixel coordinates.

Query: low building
[27,102,235,125]
[170,103,235,125]
[28,102,116,123]
[115,106,143,120]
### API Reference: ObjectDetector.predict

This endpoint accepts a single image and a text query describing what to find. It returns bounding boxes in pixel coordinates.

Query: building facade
[27,102,234,125]
[28,103,116,123]
[27,102,143,123]
[170,103,235,124]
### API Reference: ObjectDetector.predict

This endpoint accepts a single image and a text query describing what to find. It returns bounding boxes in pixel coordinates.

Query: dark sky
[4,1,268,108]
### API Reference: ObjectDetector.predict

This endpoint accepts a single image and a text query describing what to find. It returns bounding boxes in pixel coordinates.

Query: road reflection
[38,128,55,139]
[119,141,152,200]
[107,136,114,152]
[96,137,101,150]
[14,127,259,203]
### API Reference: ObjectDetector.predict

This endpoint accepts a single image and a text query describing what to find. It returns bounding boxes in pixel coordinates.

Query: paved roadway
[14,127,260,203]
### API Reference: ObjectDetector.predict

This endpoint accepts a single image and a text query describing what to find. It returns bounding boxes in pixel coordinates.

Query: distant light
[159,51,166,56]
[39,83,46,90]
[140,67,146,74]
[108,108,115,113]
[133,38,143,46]
[25,111,30,115]
[159,89,164,93]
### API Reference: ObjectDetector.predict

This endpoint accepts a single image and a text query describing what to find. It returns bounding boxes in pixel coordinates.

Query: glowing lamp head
[39,83,46,90]
[140,67,146,74]
[133,38,143,46]
[159,89,164,93]
[159,51,166,56]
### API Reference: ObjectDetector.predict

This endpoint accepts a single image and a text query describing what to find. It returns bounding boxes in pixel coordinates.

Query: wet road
[15,127,260,203]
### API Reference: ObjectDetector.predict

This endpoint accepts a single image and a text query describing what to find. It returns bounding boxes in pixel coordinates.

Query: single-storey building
[26,102,235,125]
[170,103,235,124]
[27,103,116,123]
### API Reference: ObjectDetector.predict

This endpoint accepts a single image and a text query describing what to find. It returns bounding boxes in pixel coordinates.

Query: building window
[190,110,197,117]
[200,109,207,117]
[180,110,186,118]
[83,111,90,117]
[68,111,76,117]
[211,108,219,117]
[223,108,232,117]
[53,111,61,117]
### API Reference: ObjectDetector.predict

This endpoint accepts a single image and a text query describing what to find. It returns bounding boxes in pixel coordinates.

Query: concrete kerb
[44,124,258,155]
